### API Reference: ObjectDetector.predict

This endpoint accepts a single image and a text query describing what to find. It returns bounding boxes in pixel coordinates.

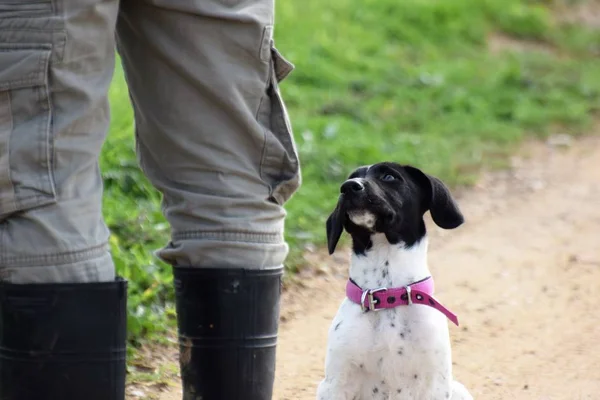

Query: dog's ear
[326,199,346,255]
[404,166,464,229]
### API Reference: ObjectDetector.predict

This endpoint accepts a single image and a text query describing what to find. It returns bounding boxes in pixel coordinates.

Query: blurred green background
[101,0,600,347]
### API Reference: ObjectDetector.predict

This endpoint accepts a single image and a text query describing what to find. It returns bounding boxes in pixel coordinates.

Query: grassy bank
[100,0,600,344]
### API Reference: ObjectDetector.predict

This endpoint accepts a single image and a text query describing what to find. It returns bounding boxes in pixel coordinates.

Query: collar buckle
[405,285,413,305]
[360,287,387,312]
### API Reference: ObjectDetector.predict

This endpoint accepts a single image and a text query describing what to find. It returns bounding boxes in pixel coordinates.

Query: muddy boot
[173,266,284,400]
[0,278,128,400]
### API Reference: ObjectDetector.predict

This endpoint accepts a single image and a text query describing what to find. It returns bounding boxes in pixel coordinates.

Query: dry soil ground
[130,134,600,400]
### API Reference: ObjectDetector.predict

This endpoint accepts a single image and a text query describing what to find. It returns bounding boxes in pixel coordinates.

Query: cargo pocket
[0,2,53,18]
[0,46,55,218]
[257,46,301,205]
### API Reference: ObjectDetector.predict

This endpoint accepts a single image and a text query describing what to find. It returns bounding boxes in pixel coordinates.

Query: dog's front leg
[316,375,361,400]
[316,354,363,400]
[451,380,473,400]
[317,302,371,399]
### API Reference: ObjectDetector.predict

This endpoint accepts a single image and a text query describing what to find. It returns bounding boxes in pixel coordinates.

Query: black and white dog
[316,162,473,400]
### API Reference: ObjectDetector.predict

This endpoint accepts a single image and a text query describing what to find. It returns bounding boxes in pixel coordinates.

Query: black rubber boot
[0,277,128,400]
[173,266,284,400]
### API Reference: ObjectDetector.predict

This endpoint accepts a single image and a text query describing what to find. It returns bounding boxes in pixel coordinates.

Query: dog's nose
[340,179,365,194]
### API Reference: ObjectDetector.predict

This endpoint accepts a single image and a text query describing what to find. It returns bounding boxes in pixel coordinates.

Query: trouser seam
[0,243,109,267]
[172,230,283,244]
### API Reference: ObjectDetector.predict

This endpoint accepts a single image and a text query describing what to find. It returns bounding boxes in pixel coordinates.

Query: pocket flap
[271,47,294,83]
[0,47,51,91]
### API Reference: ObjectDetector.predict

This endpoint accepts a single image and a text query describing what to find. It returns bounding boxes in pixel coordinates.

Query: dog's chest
[335,301,452,398]
[375,310,451,394]
[338,237,453,398]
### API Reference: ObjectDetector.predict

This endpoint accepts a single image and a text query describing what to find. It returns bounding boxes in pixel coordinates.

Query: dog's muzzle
[340,179,365,194]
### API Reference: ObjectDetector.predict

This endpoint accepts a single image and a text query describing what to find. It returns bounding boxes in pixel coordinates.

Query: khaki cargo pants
[0,0,300,284]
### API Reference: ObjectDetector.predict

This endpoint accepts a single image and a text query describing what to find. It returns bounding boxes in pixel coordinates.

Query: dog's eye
[381,174,396,182]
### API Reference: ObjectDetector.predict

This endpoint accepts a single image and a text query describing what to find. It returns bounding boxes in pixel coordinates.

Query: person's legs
[116,0,299,398]
[0,1,126,398]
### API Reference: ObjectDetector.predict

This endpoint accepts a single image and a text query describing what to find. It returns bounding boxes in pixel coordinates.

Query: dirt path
[146,135,600,400]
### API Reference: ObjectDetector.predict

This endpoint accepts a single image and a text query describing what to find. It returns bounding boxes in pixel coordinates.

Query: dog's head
[326,163,464,255]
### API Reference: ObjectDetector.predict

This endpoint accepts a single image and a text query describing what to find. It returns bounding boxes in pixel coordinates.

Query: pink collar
[346,276,459,326]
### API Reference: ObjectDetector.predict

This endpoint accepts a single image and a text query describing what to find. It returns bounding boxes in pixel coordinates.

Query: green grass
[101,0,600,345]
